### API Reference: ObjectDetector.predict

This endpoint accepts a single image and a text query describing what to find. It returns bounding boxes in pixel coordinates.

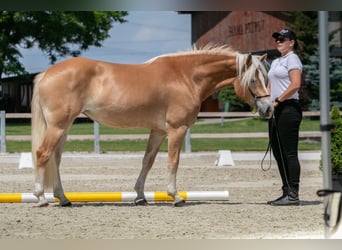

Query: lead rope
[260,115,274,171]
[261,129,272,171]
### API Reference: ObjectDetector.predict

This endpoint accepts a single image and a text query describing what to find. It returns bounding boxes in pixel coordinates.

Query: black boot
[267,187,288,204]
[269,188,299,206]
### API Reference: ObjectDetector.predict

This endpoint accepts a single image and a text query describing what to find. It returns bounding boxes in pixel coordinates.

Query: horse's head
[236,53,273,119]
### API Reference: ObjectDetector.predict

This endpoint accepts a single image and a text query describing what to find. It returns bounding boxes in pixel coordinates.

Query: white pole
[319,11,332,238]
[93,121,100,154]
[319,11,332,190]
[0,110,6,153]
[185,128,191,152]
[0,191,229,203]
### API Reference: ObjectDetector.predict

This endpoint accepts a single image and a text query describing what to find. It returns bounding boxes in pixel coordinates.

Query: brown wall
[193,11,288,53]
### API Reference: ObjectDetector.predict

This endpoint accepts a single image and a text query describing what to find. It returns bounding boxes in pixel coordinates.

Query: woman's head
[272,29,298,54]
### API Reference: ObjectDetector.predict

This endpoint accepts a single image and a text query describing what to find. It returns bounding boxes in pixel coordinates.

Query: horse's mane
[186,45,268,92]
[187,44,268,93]
[173,44,237,57]
[186,44,237,56]
[146,44,237,63]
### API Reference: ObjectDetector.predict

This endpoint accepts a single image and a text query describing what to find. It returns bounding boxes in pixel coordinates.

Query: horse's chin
[258,107,274,119]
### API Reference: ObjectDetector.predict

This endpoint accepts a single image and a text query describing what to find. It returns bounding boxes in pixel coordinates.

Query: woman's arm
[276,69,301,102]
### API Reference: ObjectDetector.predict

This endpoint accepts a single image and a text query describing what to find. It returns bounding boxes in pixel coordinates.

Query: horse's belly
[83,110,166,130]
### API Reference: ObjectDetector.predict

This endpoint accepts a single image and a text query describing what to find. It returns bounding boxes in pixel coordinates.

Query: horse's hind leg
[34,165,49,207]
[53,133,72,207]
[134,130,166,205]
[34,127,66,207]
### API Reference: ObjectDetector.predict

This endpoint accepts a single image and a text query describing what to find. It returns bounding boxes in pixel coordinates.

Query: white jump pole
[0,110,6,153]
[0,191,229,203]
[93,121,100,154]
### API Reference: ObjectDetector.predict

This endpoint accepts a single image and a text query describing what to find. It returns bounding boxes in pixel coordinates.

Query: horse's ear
[245,53,252,68]
[259,54,267,62]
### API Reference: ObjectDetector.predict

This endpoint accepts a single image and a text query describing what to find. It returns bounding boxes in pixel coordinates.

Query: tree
[285,11,319,65]
[286,12,342,109]
[0,11,128,78]
[304,49,342,108]
[218,86,249,111]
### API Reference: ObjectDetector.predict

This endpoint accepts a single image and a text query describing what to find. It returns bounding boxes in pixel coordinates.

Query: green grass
[4,117,321,152]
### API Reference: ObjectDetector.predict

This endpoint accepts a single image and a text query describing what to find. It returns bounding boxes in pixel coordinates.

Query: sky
[19,11,191,74]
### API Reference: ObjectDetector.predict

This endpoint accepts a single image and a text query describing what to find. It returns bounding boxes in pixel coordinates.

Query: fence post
[1,110,6,153]
[93,121,100,154]
[185,128,191,153]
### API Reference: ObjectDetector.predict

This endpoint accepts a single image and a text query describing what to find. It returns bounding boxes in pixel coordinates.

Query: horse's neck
[191,55,238,101]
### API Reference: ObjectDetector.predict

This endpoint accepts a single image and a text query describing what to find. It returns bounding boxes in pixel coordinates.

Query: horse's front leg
[166,126,188,207]
[134,130,166,205]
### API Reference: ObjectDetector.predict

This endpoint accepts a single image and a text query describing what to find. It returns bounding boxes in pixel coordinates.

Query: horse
[31,45,273,207]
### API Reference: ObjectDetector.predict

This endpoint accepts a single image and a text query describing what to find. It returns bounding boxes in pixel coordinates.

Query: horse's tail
[31,72,57,190]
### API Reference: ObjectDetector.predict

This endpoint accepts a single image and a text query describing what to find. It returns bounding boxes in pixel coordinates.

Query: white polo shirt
[268,51,302,101]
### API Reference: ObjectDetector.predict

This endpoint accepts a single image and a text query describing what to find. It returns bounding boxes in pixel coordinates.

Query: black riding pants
[268,100,302,194]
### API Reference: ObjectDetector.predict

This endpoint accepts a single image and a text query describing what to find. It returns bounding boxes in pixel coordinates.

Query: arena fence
[1,110,321,154]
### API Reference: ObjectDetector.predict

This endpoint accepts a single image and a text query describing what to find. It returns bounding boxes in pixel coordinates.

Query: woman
[267,29,303,206]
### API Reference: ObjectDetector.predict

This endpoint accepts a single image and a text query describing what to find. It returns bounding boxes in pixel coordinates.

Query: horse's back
[44,57,102,78]
[35,56,202,130]
[36,57,169,128]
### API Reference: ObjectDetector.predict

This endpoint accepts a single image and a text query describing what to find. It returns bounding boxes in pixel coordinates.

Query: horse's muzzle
[256,99,274,119]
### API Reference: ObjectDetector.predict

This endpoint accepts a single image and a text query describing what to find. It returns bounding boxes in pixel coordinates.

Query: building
[183,11,342,111]
[190,11,290,55]
[0,74,35,113]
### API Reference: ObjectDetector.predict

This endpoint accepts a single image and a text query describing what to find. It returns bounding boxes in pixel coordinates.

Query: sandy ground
[0,151,325,239]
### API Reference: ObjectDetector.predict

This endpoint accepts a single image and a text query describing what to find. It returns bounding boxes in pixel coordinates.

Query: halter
[248,79,270,102]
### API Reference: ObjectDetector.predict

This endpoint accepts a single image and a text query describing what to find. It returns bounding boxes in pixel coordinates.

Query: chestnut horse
[31,45,273,207]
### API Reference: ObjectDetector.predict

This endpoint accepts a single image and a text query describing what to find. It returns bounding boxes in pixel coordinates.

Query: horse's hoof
[60,201,72,207]
[36,201,49,207]
[134,198,148,206]
[173,199,186,207]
